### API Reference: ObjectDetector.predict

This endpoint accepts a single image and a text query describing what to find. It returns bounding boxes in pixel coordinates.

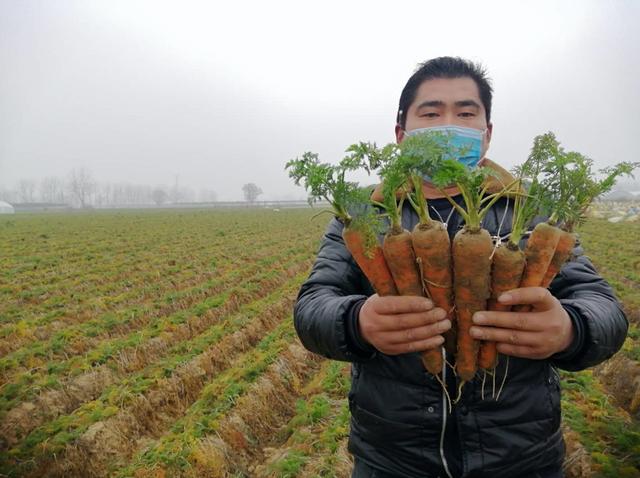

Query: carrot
[479,242,525,369]
[423,157,510,389]
[540,230,575,288]
[383,229,423,296]
[383,221,444,375]
[452,227,493,382]
[393,135,456,363]
[411,213,456,356]
[363,138,446,375]
[286,151,397,297]
[343,227,398,296]
[525,132,637,292]
[407,170,456,356]
[383,227,443,374]
[513,222,561,312]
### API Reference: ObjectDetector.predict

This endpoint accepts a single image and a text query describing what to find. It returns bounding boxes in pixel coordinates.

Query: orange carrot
[285,152,397,297]
[540,230,575,288]
[383,229,423,296]
[383,227,443,375]
[513,222,561,312]
[343,227,398,297]
[453,227,493,382]
[376,163,444,374]
[412,221,456,356]
[417,158,508,386]
[479,242,525,369]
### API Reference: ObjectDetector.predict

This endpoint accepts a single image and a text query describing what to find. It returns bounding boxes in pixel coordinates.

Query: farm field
[0,210,638,477]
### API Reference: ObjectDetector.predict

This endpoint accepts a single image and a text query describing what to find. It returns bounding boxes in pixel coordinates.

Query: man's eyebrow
[415,99,481,109]
[415,100,445,109]
[455,100,481,108]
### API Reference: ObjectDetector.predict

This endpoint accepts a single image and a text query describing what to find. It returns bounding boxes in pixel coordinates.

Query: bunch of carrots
[287,131,637,398]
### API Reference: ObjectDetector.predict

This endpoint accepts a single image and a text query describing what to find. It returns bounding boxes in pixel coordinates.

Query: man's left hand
[470,287,574,360]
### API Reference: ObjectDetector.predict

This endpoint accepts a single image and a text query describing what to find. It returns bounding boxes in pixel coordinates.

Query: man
[293,57,627,478]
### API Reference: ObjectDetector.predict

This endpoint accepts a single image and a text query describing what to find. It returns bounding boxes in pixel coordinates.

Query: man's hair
[396,56,493,128]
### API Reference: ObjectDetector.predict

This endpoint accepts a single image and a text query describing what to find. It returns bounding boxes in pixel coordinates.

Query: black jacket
[293,195,628,478]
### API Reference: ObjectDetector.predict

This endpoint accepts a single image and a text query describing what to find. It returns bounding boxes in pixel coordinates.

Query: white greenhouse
[0,201,15,214]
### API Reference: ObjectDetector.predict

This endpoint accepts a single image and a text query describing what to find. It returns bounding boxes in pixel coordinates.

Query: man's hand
[470,287,574,360]
[358,295,451,355]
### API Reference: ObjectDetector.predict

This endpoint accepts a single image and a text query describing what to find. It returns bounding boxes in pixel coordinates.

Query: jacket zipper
[439,348,454,478]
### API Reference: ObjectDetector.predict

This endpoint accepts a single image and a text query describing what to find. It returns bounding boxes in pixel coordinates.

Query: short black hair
[396,56,493,128]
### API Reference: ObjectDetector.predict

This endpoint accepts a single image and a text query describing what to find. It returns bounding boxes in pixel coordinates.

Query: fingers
[472,310,546,332]
[497,287,555,310]
[380,307,447,331]
[469,325,539,347]
[359,294,450,356]
[372,295,434,315]
[383,334,445,355]
[385,319,452,345]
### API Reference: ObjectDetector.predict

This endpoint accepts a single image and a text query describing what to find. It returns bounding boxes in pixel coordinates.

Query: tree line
[0,169,264,207]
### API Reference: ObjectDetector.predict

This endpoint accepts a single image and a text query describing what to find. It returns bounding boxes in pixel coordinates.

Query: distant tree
[68,168,94,208]
[95,183,113,207]
[0,187,17,203]
[40,177,65,203]
[151,188,169,206]
[242,183,263,203]
[18,179,37,203]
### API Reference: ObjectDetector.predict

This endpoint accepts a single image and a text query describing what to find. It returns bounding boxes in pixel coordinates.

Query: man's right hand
[358,294,451,355]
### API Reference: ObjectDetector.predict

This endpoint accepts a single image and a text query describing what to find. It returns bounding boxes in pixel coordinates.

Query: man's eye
[459,112,475,118]
[420,112,439,118]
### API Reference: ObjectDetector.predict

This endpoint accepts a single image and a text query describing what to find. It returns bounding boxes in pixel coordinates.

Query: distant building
[0,201,15,214]
[12,202,71,213]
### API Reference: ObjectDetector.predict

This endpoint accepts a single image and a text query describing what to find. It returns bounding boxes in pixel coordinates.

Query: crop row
[0,268,309,454]
[577,219,640,316]
[115,339,323,478]
[0,220,311,335]
[0,240,310,375]
[560,369,640,477]
[0,242,287,356]
[1,270,311,477]
[0,217,291,311]
[0,253,312,428]
[254,360,352,478]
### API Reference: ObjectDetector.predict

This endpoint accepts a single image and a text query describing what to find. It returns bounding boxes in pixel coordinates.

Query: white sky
[1,0,639,200]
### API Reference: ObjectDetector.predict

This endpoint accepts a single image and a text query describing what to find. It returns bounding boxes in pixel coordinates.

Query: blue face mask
[404,125,487,169]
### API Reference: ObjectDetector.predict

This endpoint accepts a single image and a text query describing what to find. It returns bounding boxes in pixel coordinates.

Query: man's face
[395,76,493,159]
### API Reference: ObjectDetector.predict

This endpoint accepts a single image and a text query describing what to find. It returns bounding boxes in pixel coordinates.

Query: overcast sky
[1,0,638,201]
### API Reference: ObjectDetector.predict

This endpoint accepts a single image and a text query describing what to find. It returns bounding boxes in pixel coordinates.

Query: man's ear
[483,122,493,157]
[395,124,405,143]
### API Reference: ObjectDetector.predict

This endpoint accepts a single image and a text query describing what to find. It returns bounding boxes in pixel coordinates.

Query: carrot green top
[521,132,639,232]
[347,131,519,234]
[285,147,385,255]
[344,132,452,233]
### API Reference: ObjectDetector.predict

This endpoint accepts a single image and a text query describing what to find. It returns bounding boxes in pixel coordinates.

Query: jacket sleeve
[293,217,378,362]
[548,239,628,371]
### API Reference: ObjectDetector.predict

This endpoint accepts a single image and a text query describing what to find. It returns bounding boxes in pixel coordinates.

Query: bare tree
[0,187,18,203]
[68,168,94,208]
[94,183,113,207]
[170,174,181,203]
[18,179,37,203]
[242,183,263,203]
[40,177,66,203]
